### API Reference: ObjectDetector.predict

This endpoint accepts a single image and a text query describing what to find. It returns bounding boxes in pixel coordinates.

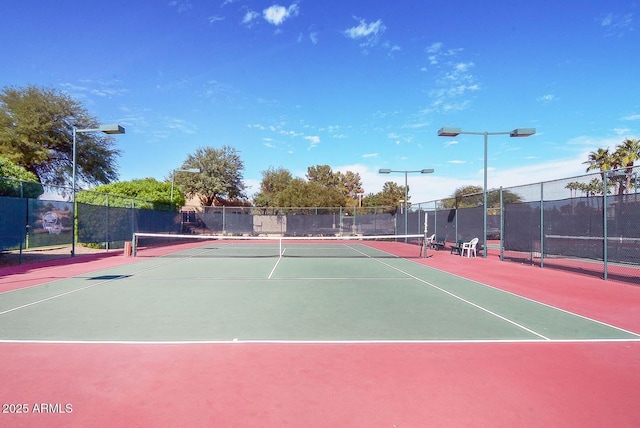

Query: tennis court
[1,236,640,427]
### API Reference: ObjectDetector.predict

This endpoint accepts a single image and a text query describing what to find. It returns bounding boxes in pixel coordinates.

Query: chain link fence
[2,167,639,284]
[415,167,639,284]
[500,167,640,283]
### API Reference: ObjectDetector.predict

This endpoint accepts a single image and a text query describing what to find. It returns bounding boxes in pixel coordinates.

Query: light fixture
[72,124,125,256]
[378,168,435,241]
[437,126,536,257]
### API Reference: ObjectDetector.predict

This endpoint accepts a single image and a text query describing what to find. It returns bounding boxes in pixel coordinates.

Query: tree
[441,185,483,209]
[337,170,364,206]
[75,178,177,210]
[306,165,364,206]
[253,167,293,207]
[275,179,345,207]
[440,185,521,212]
[565,181,581,198]
[0,85,120,187]
[612,138,640,195]
[306,165,339,187]
[254,165,365,208]
[362,181,406,208]
[581,139,640,197]
[177,146,247,206]
[583,148,612,179]
[0,156,44,198]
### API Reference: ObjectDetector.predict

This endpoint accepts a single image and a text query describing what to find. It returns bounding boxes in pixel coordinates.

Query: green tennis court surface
[1,241,637,343]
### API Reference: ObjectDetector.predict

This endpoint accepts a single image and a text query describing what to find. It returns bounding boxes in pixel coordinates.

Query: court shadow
[87,274,131,280]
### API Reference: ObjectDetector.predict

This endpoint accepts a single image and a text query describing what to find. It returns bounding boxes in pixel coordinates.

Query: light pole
[170,168,201,206]
[437,127,535,257]
[379,168,435,241]
[72,124,125,256]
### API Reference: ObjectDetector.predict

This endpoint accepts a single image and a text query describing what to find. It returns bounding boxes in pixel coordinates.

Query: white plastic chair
[461,237,479,258]
[425,234,435,248]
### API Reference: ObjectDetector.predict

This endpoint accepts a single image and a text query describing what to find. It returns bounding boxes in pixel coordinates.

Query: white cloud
[537,94,555,103]
[453,62,472,73]
[343,18,387,40]
[263,4,300,26]
[243,10,259,25]
[487,156,588,190]
[600,12,634,36]
[622,113,640,121]
[208,15,224,24]
[305,135,320,149]
[164,116,197,134]
[305,135,320,144]
[613,127,632,136]
[202,80,239,104]
[60,80,128,100]
[426,42,442,54]
[169,0,192,13]
[424,42,463,69]
[427,53,479,113]
[565,135,626,149]
[383,41,401,55]
[342,16,392,51]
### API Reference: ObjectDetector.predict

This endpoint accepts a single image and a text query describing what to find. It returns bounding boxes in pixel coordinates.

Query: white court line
[345,244,552,340]
[267,244,385,279]
[412,262,640,339]
[1,338,639,345]
[0,246,218,316]
[272,242,554,340]
[4,242,637,341]
[0,276,129,316]
[268,251,285,279]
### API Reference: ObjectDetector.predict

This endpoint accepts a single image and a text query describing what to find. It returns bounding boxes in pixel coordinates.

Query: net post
[131,233,137,257]
[421,211,429,258]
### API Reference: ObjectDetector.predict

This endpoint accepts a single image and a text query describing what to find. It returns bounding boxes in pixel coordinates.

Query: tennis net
[132,232,428,259]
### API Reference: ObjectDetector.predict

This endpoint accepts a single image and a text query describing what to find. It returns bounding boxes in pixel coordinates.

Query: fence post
[105,193,109,250]
[20,197,27,264]
[455,205,458,243]
[223,206,226,235]
[434,203,438,239]
[603,173,608,280]
[499,187,504,261]
[540,182,545,268]
[353,205,356,235]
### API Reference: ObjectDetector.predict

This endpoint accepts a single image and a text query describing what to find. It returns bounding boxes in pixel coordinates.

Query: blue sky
[3,0,639,203]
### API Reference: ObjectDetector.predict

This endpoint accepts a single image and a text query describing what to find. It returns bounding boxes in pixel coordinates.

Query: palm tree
[583,148,612,180]
[613,138,640,194]
[565,181,581,198]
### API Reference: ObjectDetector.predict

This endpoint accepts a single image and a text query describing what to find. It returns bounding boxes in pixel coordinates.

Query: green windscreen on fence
[0,197,27,251]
